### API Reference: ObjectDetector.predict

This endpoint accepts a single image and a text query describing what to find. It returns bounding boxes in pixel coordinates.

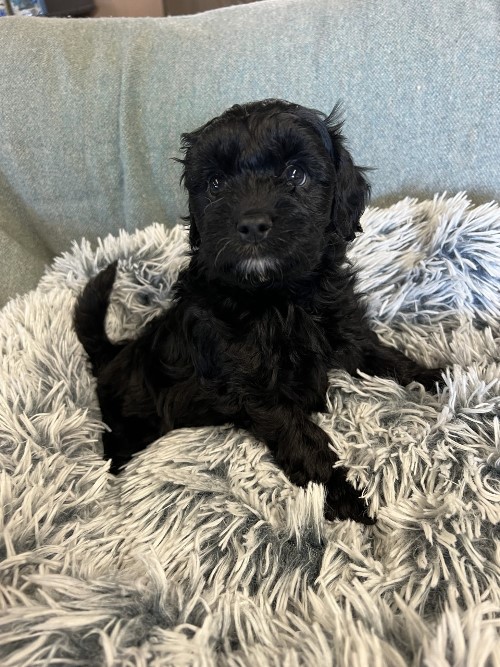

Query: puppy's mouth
[236,256,278,282]
[209,230,279,281]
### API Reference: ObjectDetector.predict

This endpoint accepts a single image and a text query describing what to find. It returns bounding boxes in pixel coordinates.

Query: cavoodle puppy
[74,99,442,524]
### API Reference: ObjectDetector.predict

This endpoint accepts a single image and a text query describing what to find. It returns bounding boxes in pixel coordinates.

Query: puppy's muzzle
[237,212,272,244]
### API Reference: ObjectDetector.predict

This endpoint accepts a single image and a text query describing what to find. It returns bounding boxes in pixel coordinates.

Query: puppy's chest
[198,304,329,392]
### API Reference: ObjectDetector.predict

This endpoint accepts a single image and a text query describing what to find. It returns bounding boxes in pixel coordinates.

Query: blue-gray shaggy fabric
[0,194,499,666]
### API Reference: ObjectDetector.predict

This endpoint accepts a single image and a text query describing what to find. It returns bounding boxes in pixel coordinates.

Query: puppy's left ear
[331,146,370,242]
[326,109,370,242]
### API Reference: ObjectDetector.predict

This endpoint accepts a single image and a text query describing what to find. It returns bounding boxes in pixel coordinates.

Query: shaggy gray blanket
[1,194,499,666]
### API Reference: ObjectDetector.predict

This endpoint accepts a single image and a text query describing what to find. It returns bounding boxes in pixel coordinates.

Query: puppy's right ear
[186,210,201,251]
[177,115,223,252]
[176,130,199,190]
[175,130,203,252]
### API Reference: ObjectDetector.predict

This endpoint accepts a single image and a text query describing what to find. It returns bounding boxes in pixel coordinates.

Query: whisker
[214,239,232,269]
[203,197,225,215]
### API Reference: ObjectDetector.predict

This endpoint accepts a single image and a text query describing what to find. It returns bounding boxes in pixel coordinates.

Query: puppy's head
[180,99,369,284]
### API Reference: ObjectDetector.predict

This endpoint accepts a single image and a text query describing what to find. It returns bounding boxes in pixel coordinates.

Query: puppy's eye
[284,164,307,187]
[208,175,225,195]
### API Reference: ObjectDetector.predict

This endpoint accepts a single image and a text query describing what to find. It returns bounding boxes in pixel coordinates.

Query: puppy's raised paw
[324,468,376,525]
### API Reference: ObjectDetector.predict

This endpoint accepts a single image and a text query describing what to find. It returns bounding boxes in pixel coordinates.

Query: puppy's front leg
[243,403,375,524]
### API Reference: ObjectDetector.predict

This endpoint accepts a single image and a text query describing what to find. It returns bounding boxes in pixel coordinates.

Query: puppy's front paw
[274,422,375,524]
[411,367,444,393]
[275,420,336,488]
[325,468,376,525]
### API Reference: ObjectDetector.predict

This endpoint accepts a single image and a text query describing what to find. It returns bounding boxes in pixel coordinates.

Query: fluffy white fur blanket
[1,194,499,666]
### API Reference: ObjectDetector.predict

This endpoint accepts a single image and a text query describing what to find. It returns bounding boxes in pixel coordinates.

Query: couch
[1,2,500,665]
[1,0,499,308]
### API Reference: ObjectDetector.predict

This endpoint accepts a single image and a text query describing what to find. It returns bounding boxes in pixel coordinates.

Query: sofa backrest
[1,0,499,256]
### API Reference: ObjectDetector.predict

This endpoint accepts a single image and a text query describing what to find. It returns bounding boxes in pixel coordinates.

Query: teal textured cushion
[0,0,499,259]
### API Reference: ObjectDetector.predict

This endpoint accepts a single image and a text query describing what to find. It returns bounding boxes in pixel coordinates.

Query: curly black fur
[74,99,443,524]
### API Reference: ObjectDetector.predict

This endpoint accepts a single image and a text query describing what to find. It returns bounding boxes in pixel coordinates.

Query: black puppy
[74,99,442,524]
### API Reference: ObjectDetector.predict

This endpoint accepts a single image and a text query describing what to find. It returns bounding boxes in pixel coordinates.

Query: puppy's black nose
[237,214,272,243]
